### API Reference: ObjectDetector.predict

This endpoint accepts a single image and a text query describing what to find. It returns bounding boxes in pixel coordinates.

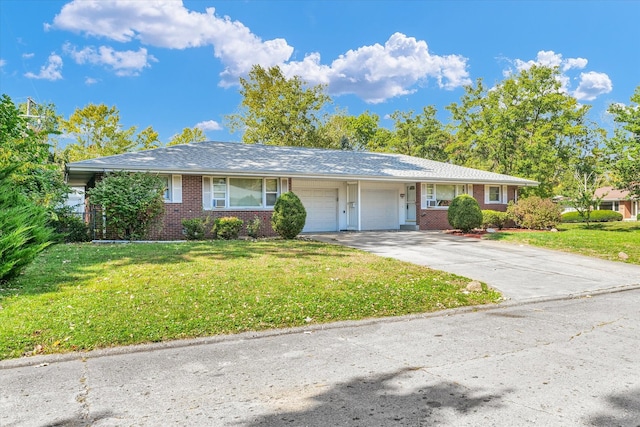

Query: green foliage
[0,94,68,209]
[562,210,623,223]
[167,127,207,146]
[181,217,208,240]
[88,172,165,240]
[447,66,592,197]
[447,195,482,232]
[226,65,331,147]
[51,206,90,243]
[213,217,243,240]
[271,192,307,239]
[606,85,640,197]
[246,216,262,238]
[481,210,509,229]
[0,166,54,282]
[380,107,450,161]
[59,103,162,162]
[319,111,382,151]
[507,196,562,229]
[561,170,606,227]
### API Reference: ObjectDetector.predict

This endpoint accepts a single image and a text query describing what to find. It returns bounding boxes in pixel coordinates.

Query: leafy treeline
[2,64,639,200]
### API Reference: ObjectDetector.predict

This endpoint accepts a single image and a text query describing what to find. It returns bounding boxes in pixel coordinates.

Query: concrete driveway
[309,231,640,301]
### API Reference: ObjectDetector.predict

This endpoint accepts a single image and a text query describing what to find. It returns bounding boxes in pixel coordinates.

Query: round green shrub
[182,217,208,240]
[447,194,483,232]
[482,210,509,229]
[562,210,623,223]
[271,192,307,239]
[213,217,243,240]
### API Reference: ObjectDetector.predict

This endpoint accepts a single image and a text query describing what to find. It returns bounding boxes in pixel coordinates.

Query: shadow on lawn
[0,239,351,298]
[242,367,512,426]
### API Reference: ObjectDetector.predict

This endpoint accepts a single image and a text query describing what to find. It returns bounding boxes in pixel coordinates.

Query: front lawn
[485,221,640,264]
[0,240,499,360]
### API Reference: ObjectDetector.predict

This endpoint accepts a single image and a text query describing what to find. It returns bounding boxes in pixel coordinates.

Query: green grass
[485,221,640,264]
[0,240,500,360]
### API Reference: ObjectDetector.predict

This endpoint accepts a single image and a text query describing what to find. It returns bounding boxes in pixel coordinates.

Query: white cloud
[195,120,222,131]
[573,71,613,101]
[510,50,611,101]
[85,77,99,85]
[22,53,35,59]
[0,59,5,69]
[284,33,471,103]
[24,53,63,80]
[50,1,469,103]
[64,43,156,76]
[51,0,292,85]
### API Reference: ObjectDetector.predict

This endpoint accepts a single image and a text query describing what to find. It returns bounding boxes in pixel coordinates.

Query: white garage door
[296,188,338,232]
[361,189,398,230]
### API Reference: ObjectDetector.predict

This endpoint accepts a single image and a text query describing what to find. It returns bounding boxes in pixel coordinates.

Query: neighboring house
[594,186,638,220]
[65,141,538,239]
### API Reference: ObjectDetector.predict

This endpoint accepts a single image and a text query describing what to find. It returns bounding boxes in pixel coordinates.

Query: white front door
[406,185,416,222]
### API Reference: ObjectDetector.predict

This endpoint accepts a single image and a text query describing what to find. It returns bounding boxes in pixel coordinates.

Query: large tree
[606,85,640,197]
[446,66,591,197]
[0,94,67,208]
[226,65,331,147]
[380,107,450,161]
[167,127,207,146]
[318,110,382,151]
[60,103,160,161]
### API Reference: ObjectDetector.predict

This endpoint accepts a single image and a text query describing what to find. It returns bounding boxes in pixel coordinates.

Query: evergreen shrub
[271,192,307,239]
[447,194,483,232]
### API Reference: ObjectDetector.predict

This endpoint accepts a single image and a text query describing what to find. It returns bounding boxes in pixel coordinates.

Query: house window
[160,176,171,201]
[421,183,467,208]
[484,185,506,204]
[160,175,182,203]
[230,178,263,208]
[212,178,227,208]
[265,178,278,206]
[204,176,282,209]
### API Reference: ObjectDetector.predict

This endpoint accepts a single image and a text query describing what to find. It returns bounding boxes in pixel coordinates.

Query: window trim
[203,176,282,211]
[421,183,469,209]
[484,185,507,205]
[160,174,182,203]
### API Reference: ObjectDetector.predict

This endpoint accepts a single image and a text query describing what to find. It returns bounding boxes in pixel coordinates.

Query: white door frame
[405,184,417,223]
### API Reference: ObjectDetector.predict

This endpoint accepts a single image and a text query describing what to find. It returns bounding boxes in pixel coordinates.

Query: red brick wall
[91,174,277,240]
[417,184,518,230]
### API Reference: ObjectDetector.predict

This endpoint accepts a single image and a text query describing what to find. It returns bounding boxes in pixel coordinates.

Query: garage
[361,189,399,230]
[296,188,339,232]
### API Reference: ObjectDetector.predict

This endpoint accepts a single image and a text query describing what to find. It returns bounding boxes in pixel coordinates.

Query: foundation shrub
[213,217,243,240]
[447,194,482,232]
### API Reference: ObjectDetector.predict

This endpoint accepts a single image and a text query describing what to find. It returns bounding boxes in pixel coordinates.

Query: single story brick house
[594,186,638,220]
[65,141,538,239]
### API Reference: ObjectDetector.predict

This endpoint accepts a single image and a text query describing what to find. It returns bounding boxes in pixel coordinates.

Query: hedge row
[561,210,623,223]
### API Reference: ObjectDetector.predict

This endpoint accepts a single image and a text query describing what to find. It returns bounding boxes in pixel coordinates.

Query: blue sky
[1,1,638,146]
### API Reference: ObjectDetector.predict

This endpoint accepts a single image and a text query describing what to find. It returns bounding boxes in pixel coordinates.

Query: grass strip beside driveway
[485,222,640,264]
[0,240,499,360]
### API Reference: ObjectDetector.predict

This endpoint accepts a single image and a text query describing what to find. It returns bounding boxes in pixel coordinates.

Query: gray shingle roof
[66,140,538,186]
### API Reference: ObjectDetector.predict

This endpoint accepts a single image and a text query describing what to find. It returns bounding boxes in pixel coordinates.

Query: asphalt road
[2,287,640,426]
